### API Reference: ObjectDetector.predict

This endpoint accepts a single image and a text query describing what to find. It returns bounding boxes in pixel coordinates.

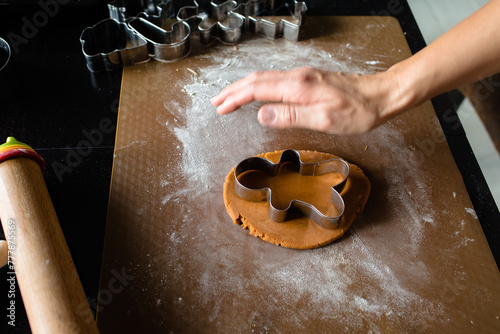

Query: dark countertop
[0,1,498,332]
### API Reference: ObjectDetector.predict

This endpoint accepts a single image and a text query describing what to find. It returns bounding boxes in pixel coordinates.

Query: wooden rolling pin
[0,137,99,334]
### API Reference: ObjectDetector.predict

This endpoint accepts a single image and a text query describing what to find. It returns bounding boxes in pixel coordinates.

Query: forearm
[212,0,500,134]
[388,0,500,115]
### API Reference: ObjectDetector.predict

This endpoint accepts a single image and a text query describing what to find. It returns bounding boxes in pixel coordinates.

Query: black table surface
[1,0,499,333]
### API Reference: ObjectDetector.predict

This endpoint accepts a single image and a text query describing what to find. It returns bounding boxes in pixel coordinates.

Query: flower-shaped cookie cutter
[234,149,349,230]
[80,18,150,72]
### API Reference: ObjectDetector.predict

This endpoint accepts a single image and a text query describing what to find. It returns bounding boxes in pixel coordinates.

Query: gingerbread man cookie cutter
[234,149,349,230]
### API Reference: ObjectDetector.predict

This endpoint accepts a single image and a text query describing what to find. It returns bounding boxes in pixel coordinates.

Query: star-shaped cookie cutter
[234,149,349,230]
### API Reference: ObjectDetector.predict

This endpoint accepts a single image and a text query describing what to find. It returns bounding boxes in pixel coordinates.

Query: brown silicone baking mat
[97,16,500,333]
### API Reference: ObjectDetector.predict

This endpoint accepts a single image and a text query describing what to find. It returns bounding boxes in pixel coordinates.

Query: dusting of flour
[160,38,373,200]
[153,37,472,331]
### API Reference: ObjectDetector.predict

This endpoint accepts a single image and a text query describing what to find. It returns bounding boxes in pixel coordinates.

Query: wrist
[359,66,419,126]
[379,62,424,119]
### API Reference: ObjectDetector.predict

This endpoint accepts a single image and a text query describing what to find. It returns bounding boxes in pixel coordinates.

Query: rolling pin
[0,137,99,334]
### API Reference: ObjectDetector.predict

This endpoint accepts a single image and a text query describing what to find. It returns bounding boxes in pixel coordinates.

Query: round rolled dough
[223,150,371,249]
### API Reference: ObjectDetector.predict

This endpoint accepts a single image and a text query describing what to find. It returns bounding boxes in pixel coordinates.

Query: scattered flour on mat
[114,139,148,152]
[156,38,454,331]
[465,207,478,219]
[365,60,383,65]
[160,38,373,201]
[364,125,438,256]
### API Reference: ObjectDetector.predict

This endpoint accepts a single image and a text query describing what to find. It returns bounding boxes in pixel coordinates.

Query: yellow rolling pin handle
[0,137,99,334]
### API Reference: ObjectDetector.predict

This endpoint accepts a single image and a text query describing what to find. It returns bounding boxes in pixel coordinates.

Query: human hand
[211,66,403,134]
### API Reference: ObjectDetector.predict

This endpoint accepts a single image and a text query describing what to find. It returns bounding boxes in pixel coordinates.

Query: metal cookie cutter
[0,38,10,72]
[128,17,191,61]
[0,37,19,99]
[128,0,195,61]
[198,1,246,45]
[107,0,199,23]
[201,0,307,43]
[82,0,195,70]
[132,0,246,46]
[80,18,150,72]
[0,38,12,97]
[235,0,307,40]
[234,149,349,230]
[81,0,307,70]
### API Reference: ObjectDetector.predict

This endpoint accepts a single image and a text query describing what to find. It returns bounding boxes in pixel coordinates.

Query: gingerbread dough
[223,150,371,249]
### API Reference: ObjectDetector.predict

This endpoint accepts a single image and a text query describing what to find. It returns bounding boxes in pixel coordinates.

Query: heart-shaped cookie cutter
[234,149,349,230]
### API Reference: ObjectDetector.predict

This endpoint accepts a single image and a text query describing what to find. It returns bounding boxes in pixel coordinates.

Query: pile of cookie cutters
[80,0,307,72]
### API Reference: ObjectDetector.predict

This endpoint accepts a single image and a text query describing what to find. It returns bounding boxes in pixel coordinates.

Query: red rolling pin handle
[0,137,99,334]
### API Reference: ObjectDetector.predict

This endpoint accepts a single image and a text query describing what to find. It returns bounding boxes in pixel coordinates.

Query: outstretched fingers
[211,71,284,114]
[211,68,321,115]
[211,66,400,134]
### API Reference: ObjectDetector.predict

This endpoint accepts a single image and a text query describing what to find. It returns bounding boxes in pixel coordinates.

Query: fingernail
[210,96,218,106]
[259,106,276,125]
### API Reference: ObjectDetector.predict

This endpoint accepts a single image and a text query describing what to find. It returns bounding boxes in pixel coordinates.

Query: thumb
[258,104,315,130]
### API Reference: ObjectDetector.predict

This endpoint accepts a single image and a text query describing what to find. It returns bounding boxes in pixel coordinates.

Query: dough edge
[223,150,371,249]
